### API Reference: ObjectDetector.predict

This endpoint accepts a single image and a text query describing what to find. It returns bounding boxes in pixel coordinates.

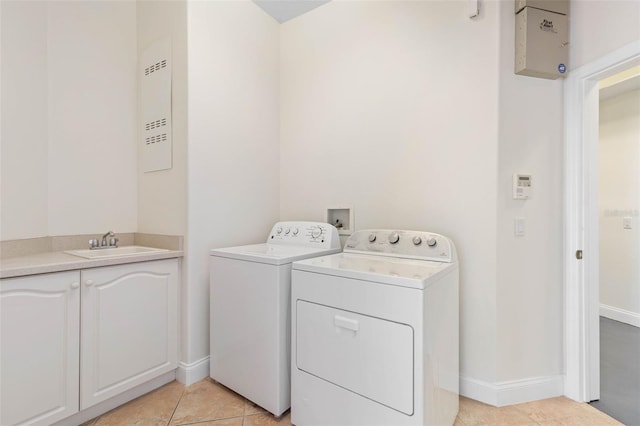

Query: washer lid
[292,253,456,289]
[210,243,341,266]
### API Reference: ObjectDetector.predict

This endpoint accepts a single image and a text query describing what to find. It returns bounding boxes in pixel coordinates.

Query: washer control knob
[276,227,283,234]
[311,227,322,238]
[427,237,437,247]
[388,232,400,244]
[292,227,299,235]
[285,227,291,235]
[368,233,377,243]
[412,236,422,246]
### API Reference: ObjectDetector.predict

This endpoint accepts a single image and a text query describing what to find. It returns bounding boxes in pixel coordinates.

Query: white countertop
[0,249,183,279]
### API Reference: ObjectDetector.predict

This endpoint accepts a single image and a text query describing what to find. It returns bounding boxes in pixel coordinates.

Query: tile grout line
[173,416,245,426]
[168,380,251,426]
[242,395,248,426]
[166,384,187,426]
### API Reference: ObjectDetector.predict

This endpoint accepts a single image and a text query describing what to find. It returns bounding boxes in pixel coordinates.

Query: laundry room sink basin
[65,246,168,259]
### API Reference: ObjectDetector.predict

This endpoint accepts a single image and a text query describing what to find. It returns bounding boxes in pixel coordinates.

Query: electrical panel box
[515,0,569,80]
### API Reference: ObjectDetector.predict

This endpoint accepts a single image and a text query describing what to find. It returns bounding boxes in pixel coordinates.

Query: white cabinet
[0,271,81,426]
[80,259,178,408]
[0,258,179,424]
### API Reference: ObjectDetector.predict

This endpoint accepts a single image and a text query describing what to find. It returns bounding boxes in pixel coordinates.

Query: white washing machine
[291,229,459,426]
[210,221,340,416]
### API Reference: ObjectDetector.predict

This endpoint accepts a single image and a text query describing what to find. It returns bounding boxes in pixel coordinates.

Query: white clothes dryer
[210,221,340,416]
[291,229,459,426]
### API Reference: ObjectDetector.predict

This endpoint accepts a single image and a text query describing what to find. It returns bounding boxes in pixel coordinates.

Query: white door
[80,259,178,409]
[564,42,640,402]
[0,271,80,425]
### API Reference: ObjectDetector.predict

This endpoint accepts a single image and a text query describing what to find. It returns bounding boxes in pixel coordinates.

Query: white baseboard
[176,356,210,385]
[600,304,640,328]
[460,376,499,406]
[460,375,564,407]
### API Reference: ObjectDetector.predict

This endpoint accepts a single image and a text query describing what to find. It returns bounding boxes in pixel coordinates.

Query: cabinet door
[0,271,80,425]
[80,259,178,409]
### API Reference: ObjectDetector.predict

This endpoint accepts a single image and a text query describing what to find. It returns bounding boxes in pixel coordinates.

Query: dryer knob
[413,236,422,246]
[427,237,437,247]
[276,227,283,234]
[311,227,322,238]
[285,227,291,235]
[292,227,299,235]
[388,232,400,244]
[368,233,377,243]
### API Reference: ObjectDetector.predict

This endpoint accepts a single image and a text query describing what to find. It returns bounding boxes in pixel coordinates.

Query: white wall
[186,1,280,364]
[46,1,137,236]
[280,0,500,385]
[570,0,640,70]
[137,1,188,237]
[0,1,137,240]
[496,1,564,384]
[599,89,640,318]
[0,1,49,240]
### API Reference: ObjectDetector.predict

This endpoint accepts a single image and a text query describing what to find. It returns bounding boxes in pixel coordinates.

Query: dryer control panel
[343,229,457,263]
[268,221,340,249]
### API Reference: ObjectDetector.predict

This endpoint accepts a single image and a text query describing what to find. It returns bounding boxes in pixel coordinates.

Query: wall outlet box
[327,207,354,236]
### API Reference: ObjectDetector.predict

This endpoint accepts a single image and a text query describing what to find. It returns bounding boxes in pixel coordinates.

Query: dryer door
[296,300,414,415]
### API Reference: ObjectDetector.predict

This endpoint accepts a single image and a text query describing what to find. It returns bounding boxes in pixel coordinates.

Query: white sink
[65,246,168,259]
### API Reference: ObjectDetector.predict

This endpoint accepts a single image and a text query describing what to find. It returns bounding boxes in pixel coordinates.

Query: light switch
[623,217,632,230]
[515,217,526,236]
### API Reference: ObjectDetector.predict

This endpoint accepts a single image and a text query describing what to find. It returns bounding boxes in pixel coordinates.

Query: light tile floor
[83,378,623,426]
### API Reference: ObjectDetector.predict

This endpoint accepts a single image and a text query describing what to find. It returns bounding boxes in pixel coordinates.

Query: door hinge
[576,250,583,260]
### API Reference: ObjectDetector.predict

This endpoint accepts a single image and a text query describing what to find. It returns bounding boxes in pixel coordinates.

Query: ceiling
[252,0,331,23]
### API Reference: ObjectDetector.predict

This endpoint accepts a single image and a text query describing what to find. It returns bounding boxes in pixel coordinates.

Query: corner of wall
[136,0,188,237]
[461,375,565,407]
[176,356,210,386]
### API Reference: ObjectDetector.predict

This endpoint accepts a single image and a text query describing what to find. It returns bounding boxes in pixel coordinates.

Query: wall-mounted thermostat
[513,173,532,199]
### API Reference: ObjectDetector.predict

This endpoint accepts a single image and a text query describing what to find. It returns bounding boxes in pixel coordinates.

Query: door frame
[564,40,640,402]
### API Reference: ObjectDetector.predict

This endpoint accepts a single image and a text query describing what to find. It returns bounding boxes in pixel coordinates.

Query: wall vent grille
[144,59,167,76]
[145,133,168,145]
[145,118,167,131]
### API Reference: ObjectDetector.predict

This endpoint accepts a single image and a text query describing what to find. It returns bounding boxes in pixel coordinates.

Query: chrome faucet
[89,231,118,250]
[101,231,114,247]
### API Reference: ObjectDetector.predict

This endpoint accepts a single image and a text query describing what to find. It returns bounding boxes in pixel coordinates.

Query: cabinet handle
[85,279,94,287]
[70,282,80,289]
